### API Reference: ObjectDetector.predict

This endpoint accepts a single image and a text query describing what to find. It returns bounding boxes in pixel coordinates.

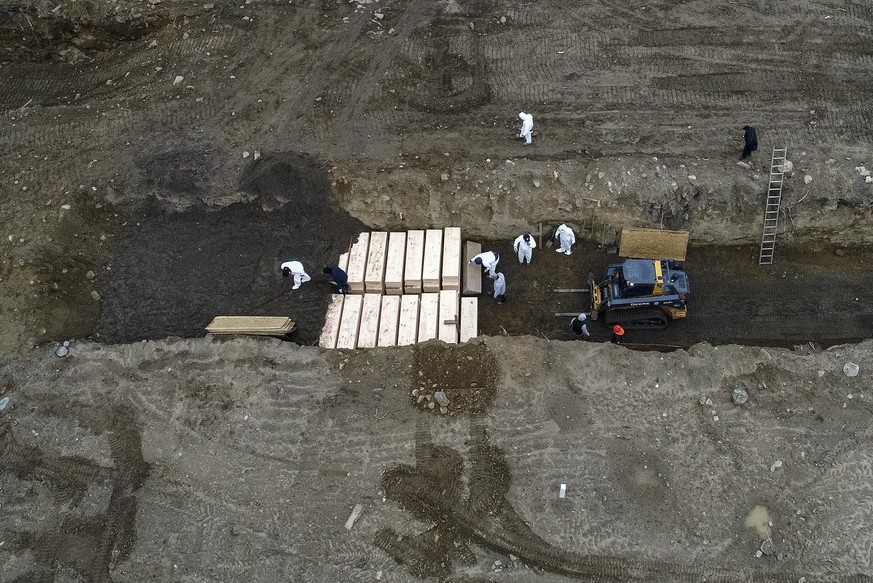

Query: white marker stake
[559,484,566,498]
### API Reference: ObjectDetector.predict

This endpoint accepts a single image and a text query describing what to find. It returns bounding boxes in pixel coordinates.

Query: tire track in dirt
[0,398,148,583]
[379,411,873,582]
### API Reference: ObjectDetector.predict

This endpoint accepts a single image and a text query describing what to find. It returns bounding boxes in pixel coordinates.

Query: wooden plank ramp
[357,293,382,348]
[397,294,420,346]
[441,227,462,291]
[336,295,363,349]
[364,231,388,294]
[346,232,370,293]
[318,295,344,349]
[418,292,440,341]
[404,230,425,294]
[377,295,400,347]
[460,297,478,342]
[206,316,296,337]
[422,229,443,292]
[463,241,482,295]
[384,232,406,295]
[438,290,459,344]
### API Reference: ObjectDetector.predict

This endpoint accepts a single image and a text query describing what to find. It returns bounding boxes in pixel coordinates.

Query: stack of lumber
[207,316,296,337]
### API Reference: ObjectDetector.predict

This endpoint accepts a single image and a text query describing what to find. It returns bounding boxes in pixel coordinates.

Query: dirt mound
[92,153,367,345]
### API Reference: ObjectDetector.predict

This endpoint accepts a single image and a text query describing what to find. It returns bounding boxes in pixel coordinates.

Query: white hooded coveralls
[470,251,500,276]
[518,112,534,144]
[281,260,311,289]
[554,224,576,255]
[513,233,537,264]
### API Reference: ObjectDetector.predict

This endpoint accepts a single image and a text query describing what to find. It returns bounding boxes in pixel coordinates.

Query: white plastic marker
[559,484,566,498]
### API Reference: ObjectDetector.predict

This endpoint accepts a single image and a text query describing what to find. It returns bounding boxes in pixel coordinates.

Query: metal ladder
[759,146,787,265]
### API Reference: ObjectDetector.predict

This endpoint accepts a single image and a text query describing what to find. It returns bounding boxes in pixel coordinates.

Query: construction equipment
[587,228,691,330]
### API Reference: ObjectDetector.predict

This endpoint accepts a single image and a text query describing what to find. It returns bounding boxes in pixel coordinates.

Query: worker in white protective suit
[280,260,311,290]
[470,250,500,276]
[554,223,576,255]
[513,233,537,264]
[518,112,533,145]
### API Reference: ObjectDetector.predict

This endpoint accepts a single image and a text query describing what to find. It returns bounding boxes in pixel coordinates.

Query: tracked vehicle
[588,258,689,329]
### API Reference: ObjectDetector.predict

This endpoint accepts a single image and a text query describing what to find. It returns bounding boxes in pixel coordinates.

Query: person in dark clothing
[323,266,350,294]
[610,324,625,345]
[741,126,758,160]
[570,313,590,340]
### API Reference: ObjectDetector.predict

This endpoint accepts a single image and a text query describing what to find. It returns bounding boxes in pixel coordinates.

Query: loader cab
[607,259,690,299]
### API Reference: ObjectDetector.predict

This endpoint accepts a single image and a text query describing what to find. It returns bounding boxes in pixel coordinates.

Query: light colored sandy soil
[1,337,870,581]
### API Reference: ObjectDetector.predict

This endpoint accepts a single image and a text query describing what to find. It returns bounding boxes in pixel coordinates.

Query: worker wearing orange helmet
[611,325,625,345]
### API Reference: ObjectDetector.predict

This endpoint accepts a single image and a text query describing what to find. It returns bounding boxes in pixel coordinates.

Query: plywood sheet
[404,230,425,294]
[357,293,382,348]
[463,241,482,295]
[346,232,370,293]
[206,316,294,333]
[441,227,462,290]
[385,232,406,294]
[378,295,400,347]
[422,229,443,292]
[336,294,363,349]
[397,294,420,346]
[438,290,459,344]
[619,228,689,261]
[364,231,388,294]
[459,297,478,343]
[418,292,439,342]
[318,295,344,349]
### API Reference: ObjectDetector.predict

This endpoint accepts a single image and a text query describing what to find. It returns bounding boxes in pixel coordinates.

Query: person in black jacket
[741,126,758,160]
[323,266,350,294]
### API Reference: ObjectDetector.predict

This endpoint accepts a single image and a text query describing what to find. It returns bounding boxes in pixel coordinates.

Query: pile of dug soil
[93,153,367,345]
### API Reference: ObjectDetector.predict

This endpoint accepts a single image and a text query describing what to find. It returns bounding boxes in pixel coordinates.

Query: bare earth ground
[1,0,873,581]
[1,338,872,582]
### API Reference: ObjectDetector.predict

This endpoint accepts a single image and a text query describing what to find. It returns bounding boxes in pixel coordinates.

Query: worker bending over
[323,265,350,294]
[470,250,500,276]
[513,233,537,264]
[281,260,311,290]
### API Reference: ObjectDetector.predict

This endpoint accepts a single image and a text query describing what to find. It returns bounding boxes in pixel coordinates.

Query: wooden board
[346,232,370,294]
[397,294,420,346]
[206,316,295,336]
[460,297,478,343]
[364,231,388,294]
[384,232,406,295]
[404,230,425,294]
[338,251,349,274]
[422,229,443,292]
[463,241,482,295]
[357,293,382,348]
[336,294,363,349]
[441,227,462,291]
[619,228,689,261]
[318,295,345,349]
[418,292,440,342]
[438,290,459,344]
[378,295,401,347]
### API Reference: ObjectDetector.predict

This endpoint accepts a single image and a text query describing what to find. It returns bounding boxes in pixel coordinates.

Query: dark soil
[92,153,367,345]
[476,238,873,348]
